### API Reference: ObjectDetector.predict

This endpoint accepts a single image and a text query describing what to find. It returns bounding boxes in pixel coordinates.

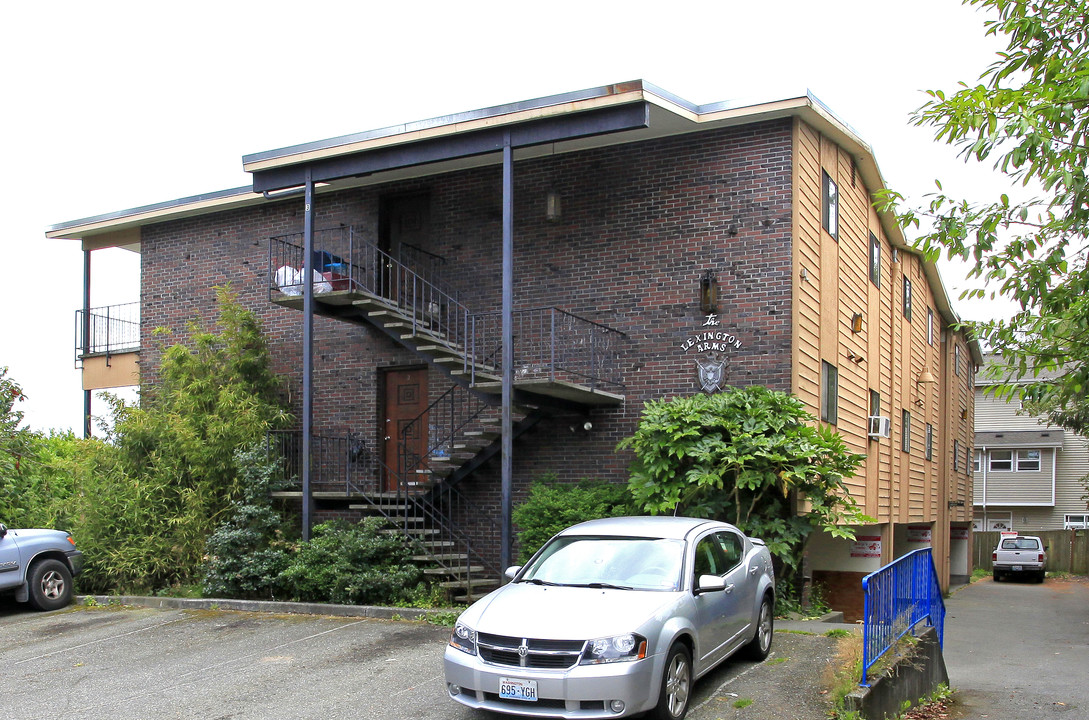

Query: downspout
[980,444,987,527]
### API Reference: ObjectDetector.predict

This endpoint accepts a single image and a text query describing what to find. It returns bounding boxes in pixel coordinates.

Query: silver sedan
[443,516,776,719]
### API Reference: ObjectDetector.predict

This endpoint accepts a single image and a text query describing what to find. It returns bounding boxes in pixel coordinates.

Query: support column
[83,247,92,439]
[302,169,315,542]
[501,131,514,571]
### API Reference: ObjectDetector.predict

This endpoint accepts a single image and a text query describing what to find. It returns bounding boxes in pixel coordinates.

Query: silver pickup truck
[992,534,1047,583]
[0,523,83,610]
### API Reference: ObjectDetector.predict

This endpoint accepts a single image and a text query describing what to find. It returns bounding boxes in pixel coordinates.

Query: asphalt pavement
[0,597,850,720]
[943,575,1089,719]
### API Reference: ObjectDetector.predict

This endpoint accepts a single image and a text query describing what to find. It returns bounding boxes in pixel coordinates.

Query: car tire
[741,593,774,661]
[992,570,1001,582]
[650,642,691,720]
[27,559,73,611]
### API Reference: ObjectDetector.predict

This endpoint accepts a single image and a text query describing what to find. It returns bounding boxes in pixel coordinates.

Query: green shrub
[512,476,636,563]
[279,519,424,606]
[202,445,296,599]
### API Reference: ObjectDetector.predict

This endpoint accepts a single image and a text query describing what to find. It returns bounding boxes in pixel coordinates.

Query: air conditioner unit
[868,416,891,438]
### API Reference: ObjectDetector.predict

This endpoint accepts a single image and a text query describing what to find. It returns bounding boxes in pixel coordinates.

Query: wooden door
[382,367,429,491]
[378,193,430,302]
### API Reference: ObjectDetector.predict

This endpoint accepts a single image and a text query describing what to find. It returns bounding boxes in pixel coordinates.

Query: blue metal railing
[860,548,945,686]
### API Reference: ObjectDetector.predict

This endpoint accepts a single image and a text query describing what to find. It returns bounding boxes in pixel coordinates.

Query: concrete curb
[75,594,460,621]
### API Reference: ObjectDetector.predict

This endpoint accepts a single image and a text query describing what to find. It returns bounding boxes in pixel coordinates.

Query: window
[925,423,933,461]
[901,409,911,452]
[966,445,972,475]
[1016,449,1042,471]
[869,390,881,418]
[903,277,913,320]
[973,450,983,473]
[821,361,838,424]
[1065,514,1089,529]
[989,450,1014,471]
[953,439,960,472]
[869,233,881,287]
[822,170,839,241]
[955,344,961,376]
[927,309,934,346]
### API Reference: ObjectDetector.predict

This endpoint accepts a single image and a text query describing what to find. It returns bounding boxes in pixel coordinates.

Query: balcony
[75,302,140,390]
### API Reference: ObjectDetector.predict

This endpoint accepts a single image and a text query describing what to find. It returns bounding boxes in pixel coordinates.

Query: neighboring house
[48,81,980,618]
[974,355,1089,532]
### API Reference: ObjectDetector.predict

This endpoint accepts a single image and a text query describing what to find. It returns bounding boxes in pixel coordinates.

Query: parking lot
[0,599,841,720]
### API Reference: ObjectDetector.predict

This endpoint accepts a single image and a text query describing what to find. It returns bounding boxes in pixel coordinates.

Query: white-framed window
[821,360,838,424]
[1064,514,1089,529]
[822,170,839,241]
[953,438,960,472]
[901,409,911,452]
[989,449,1014,471]
[973,450,983,473]
[1016,449,1042,471]
[903,277,913,321]
[927,308,934,346]
[869,233,881,287]
[986,512,1013,532]
[925,423,934,461]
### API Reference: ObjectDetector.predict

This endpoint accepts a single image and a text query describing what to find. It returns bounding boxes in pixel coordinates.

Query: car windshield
[520,535,685,591]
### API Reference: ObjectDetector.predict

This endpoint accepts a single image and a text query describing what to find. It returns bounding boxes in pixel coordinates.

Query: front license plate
[499,677,538,702]
[1012,565,1023,571]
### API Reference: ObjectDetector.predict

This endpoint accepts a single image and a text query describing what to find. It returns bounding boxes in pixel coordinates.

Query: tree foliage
[0,367,33,506]
[617,387,869,584]
[73,286,291,593]
[877,0,1089,429]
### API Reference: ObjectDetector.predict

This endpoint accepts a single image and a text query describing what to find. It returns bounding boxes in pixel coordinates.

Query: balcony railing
[470,307,626,390]
[268,227,471,355]
[860,548,946,686]
[75,302,140,361]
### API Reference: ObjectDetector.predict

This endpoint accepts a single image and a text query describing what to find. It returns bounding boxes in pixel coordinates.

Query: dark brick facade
[138,120,795,565]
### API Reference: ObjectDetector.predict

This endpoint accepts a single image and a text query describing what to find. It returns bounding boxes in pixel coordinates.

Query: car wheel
[27,559,72,611]
[992,570,1001,582]
[1037,571,1046,583]
[650,642,691,720]
[742,594,774,661]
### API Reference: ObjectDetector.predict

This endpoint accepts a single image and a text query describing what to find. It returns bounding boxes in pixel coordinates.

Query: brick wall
[138,119,795,567]
[812,570,867,622]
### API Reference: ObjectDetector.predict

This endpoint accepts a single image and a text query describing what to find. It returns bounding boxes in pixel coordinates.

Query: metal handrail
[469,306,627,390]
[860,548,946,686]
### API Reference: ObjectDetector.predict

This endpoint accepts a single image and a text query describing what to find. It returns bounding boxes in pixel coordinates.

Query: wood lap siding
[791,119,974,528]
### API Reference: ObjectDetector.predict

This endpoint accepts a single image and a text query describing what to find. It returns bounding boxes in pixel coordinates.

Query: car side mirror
[0,524,6,539]
[695,574,727,594]
[504,566,522,580]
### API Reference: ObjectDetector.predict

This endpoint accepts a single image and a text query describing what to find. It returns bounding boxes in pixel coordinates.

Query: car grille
[477,632,586,669]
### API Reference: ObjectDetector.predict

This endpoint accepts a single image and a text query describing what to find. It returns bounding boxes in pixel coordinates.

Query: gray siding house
[974,357,1089,531]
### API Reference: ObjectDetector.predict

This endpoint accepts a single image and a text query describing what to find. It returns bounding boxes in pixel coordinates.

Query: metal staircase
[266,226,625,601]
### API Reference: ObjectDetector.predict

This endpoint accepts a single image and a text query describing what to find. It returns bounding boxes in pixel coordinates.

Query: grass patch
[823,631,864,719]
[733,698,754,709]
[825,629,853,638]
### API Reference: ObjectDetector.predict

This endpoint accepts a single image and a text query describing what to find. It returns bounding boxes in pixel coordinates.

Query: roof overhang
[974,430,1065,449]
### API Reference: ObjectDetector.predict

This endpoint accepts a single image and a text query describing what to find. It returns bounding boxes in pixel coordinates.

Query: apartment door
[382,367,429,492]
[378,193,430,302]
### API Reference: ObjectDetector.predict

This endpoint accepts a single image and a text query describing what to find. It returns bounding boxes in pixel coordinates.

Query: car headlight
[580,633,647,665]
[449,622,477,656]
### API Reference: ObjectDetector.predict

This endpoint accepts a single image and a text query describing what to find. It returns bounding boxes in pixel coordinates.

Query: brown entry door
[383,367,429,491]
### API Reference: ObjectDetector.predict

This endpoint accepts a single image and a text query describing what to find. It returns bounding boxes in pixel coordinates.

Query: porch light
[918,369,938,385]
[699,270,719,314]
[546,190,562,222]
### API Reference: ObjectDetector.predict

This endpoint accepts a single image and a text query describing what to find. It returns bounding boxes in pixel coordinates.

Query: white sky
[1,0,1017,433]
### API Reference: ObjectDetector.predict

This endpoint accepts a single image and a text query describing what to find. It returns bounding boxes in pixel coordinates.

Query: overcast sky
[1,0,1016,433]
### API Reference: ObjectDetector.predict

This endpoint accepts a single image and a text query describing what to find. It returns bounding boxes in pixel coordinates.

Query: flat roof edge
[47,186,257,238]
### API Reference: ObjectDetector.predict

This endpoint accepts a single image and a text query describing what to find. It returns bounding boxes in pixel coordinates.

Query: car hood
[460,583,683,640]
[9,528,70,542]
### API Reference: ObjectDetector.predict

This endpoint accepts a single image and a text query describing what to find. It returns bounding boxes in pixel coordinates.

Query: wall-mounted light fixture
[914,368,938,407]
[546,190,562,222]
[699,270,719,314]
[851,313,864,333]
